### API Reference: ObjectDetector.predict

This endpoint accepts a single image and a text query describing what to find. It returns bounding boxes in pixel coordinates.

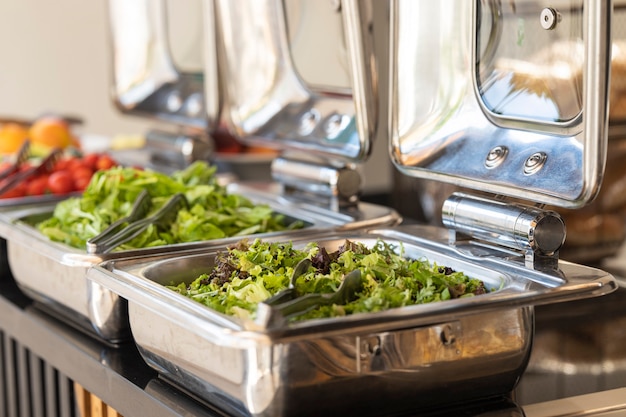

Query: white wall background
[0,0,151,136]
[0,0,392,194]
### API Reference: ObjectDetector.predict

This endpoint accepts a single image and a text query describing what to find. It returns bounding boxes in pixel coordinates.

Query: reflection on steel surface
[107,0,213,128]
[86,225,617,416]
[213,0,379,164]
[0,186,399,344]
[388,0,610,208]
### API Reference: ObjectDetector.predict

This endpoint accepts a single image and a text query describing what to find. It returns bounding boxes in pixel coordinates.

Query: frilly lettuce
[169,238,491,321]
[36,161,303,250]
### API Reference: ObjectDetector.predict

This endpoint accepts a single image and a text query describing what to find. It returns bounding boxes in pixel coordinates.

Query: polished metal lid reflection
[387,0,611,208]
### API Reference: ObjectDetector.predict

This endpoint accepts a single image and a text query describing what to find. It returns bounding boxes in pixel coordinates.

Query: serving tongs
[255,259,364,328]
[0,147,62,196]
[86,192,187,254]
[0,140,31,181]
[86,189,153,254]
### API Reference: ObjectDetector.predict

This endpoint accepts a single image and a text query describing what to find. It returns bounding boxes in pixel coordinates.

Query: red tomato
[48,171,74,194]
[26,176,50,196]
[96,154,116,171]
[67,157,88,171]
[72,166,93,182]
[18,162,32,172]
[53,158,70,171]
[82,153,100,170]
[73,175,91,191]
[0,182,27,199]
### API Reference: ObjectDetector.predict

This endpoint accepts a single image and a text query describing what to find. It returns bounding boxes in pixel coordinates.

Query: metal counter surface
[524,389,626,417]
[0,254,625,416]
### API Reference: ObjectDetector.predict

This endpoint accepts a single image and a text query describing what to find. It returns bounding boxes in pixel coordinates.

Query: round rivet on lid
[298,110,320,136]
[185,93,203,117]
[324,114,350,140]
[540,8,560,30]
[166,91,183,113]
[524,152,547,175]
[485,146,508,169]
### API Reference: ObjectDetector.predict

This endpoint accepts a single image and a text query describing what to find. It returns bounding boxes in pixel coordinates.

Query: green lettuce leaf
[36,161,302,250]
[169,238,496,321]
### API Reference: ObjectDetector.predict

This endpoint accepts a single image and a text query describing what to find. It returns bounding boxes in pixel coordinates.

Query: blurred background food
[0,123,29,154]
[28,116,80,154]
[0,116,81,156]
[0,115,117,200]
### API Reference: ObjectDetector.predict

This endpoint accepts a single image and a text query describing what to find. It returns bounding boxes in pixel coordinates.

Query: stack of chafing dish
[0,0,620,416]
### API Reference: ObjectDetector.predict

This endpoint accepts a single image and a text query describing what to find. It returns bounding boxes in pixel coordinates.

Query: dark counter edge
[0,274,225,417]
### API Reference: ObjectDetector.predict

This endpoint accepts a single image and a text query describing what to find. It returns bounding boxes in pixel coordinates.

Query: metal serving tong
[255,259,364,328]
[0,140,31,181]
[0,147,62,196]
[86,192,187,254]
[262,258,312,306]
[86,189,153,254]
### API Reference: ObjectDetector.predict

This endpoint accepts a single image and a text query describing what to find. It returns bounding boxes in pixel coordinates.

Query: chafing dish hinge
[442,192,566,270]
[271,156,361,211]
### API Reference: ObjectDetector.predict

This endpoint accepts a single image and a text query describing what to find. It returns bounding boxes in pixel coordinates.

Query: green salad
[36,161,303,250]
[168,238,491,321]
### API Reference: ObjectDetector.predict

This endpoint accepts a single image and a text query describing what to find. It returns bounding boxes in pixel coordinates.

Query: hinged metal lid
[107,0,216,130]
[389,0,611,209]
[213,0,379,165]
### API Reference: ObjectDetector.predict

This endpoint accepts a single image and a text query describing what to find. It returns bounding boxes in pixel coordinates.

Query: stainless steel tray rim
[95,262,534,348]
[0,185,402,344]
[87,225,618,347]
[0,193,401,260]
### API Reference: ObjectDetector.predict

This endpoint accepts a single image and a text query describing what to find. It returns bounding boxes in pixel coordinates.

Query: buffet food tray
[0,185,399,343]
[87,224,616,416]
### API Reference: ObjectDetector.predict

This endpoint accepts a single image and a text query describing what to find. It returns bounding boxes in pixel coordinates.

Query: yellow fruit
[29,117,75,150]
[0,123,29,154]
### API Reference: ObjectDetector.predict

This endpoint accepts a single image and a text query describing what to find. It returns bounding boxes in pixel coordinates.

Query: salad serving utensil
[262,258,312,306]
[86,189,153,254]
[88,192,187,254]
[0,140,31,181]
[256,269,363,328]
[0,147,62,196]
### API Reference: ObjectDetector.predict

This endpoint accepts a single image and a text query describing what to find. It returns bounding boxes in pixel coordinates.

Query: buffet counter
[1,247,626,417]
[0,268,222,417]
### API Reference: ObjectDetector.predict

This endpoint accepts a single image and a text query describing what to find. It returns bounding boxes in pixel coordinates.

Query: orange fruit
[29,117,75,150]
[0,123,29,154]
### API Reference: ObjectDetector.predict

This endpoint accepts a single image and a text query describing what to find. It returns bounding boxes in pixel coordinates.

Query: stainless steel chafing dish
[0,192,395,343]
[0,0,400,344]
[89,225,615,417]
[86,0,617,415]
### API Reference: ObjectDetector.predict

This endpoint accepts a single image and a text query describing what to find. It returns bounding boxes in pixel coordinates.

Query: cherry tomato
[66,157,88,171]
[18,162,32,172]
[26,176,50,196]
[0,182,27,199]
[96,154,116,171]
[53,158,70,171]
[72,166,93,182]
[73,175,91,191]
[82,153,100,171]
[48,171,74,194]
